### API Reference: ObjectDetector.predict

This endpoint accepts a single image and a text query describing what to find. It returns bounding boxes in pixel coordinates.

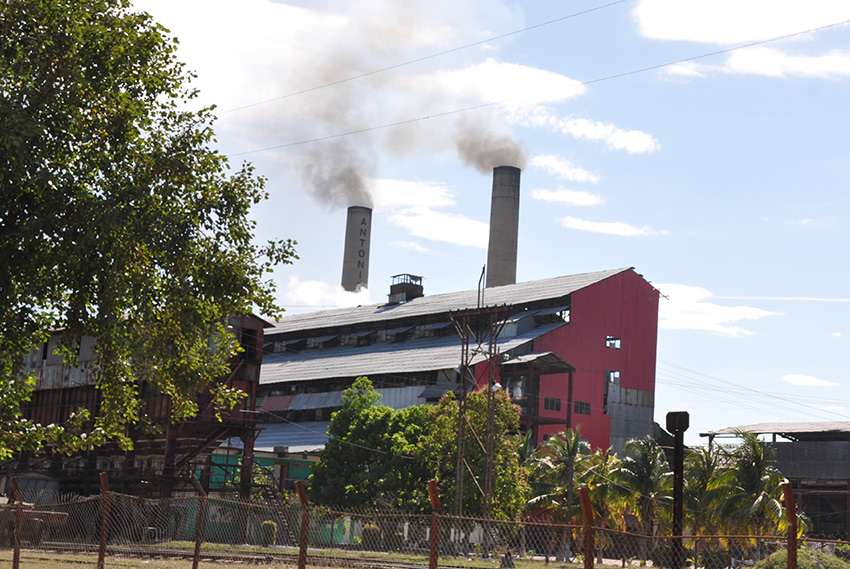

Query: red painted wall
[481,269,659,450]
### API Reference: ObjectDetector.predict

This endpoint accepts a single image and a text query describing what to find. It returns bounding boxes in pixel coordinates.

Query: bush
[699,545,729,569]
[649,543,692,568]
[836,544,850,562]
[260,520,277,546]
[362,524,381,551]
[755,548,850,569]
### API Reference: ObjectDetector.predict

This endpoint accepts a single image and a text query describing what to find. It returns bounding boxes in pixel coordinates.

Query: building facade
[254,266,659,486]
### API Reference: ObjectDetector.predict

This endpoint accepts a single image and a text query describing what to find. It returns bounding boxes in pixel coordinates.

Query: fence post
[295,480,309,569]
[10,478,22,569]
[192,476,207,569]
[782,481,797,569]
[97,472,111,569]
[579,486,595,569]
[428,480,441,569]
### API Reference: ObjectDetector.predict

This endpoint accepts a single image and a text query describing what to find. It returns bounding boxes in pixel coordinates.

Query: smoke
[301,141,374,209]
[204,0,531,208]
[454,115,528,174]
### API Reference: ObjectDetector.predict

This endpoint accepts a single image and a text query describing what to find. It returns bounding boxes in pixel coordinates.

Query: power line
[219,0,632,115]
[225,17,850,158]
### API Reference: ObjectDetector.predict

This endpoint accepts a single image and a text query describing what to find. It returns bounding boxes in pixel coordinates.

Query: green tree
[684,445,727,536]
[419,390,528,521]
[619,437,672,559]
[717,433,787,554]
[0,0,295,457]
[527,428,591,561]
[308,377,432,511]
[578,446,627,562]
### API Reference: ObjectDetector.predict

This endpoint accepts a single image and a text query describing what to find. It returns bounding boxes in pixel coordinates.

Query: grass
[0,544,585,569]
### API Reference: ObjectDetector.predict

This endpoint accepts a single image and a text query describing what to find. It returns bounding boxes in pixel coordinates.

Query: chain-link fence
[1,477,847,569]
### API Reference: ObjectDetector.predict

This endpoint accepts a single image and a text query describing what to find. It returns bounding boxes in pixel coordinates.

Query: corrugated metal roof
[701,422,850,441]
[260,321,565,385]
[268,268,630,334]
[225,421,331,453]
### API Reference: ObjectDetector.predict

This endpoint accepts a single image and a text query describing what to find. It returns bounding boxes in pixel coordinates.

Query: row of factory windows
[539,369,621,417]
[269,307,572,354]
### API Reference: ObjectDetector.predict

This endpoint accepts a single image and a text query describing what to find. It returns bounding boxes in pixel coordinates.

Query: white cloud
[634,0,850,45]
[372,177,488,248]
[391,241,432,253]
[436,59,585,105]
[830,331,842,338]
[726,47,850,78]
[665,62,707,78]
[558,216,663,236]
[285,276,372,309]
[514,108,660,154]
[531,188,605,207]
[387,209,488,248]
[371,178,456,209]
[531,155,600,183]
[782,374,839,387]
[656,283,783,337]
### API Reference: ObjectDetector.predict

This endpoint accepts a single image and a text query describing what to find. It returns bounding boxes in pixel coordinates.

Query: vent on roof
[388,274,424,304]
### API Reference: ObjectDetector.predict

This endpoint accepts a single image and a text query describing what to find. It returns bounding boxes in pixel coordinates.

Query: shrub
[362,524,381,551]
[755,548,850,569]
[260,520,278,546]
[649,543,692,568]
[699,545,729,569]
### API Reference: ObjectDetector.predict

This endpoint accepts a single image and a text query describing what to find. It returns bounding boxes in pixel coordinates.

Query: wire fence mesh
[2,484,849,569]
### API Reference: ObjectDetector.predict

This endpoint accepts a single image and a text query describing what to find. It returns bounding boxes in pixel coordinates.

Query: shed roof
[260,321,566,385]
[701,422,850,442]
[267,267,630,335]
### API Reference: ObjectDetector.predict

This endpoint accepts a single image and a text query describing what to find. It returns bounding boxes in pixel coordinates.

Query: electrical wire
[219,0,633,115]
[225,17,850,158]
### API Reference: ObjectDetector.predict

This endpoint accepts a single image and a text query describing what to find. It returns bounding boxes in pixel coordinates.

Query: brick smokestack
[341,206,372,291]
[486,166,521,288]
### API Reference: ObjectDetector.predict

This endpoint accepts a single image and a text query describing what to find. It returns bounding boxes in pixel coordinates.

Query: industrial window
[605,336,621,349]
[606,370,620,383]
[543,397,561,411]
[574,401,591,415]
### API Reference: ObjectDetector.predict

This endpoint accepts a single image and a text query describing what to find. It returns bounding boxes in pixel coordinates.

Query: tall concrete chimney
[486,165,521,288]
[341,206,372,291]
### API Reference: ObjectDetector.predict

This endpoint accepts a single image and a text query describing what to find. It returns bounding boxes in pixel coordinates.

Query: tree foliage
[308,377,433,511]
[0,0,295,457]
[310,380,528,518]
[419,389,528,520]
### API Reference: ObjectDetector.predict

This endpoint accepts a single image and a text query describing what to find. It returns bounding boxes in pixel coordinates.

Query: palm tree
[717,432,786,560]
[527,428,591,561]
[578,446,628,563]
[619,437,672,561]
[684,445,728,561]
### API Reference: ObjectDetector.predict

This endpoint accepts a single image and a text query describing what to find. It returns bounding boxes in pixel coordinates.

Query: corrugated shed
[260,321,566,385]
[702,422,850,440]
[225,421,331,453]
[268,267,630,334]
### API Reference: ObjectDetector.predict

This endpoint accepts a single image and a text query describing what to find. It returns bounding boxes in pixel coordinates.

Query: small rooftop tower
[341,206,372,291]
[486,165,521,288]
[388,274,424,304]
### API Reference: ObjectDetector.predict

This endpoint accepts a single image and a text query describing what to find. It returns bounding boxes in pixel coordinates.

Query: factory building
[253,266,660,488]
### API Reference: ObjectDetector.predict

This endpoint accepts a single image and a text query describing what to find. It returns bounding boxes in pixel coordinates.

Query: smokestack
[341,206,372,291]
[486,166,521,288]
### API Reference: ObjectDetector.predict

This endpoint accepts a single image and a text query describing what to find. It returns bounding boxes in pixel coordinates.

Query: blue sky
[135,0,850,444]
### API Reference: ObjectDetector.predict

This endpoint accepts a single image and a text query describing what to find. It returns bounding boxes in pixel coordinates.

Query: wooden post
[428,480,441,569]
[10,478,22,569]
[579,486,595,569]
[295,481,309,569]
[192,476,207,569]
[97,472,111,569]
[782,481,797,569]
